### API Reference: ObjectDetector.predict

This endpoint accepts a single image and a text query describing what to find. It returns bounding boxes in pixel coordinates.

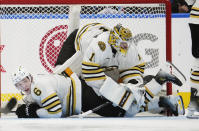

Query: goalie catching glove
[16,103,41,118]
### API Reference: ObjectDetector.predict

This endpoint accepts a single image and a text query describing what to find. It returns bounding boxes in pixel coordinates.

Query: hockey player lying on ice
[11,65,185,118]
[53,23,185,117]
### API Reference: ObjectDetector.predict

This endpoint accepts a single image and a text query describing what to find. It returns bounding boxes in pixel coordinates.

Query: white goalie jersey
[81,30,145,95]
[75,23,111,53]
[30,73,82,118]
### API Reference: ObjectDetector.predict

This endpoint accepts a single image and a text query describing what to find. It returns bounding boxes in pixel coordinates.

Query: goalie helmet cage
[0,0,172,113]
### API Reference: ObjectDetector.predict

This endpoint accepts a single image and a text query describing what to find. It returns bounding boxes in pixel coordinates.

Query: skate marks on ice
[0,116,198,131]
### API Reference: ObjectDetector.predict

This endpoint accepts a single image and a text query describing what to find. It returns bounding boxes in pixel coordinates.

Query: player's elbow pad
[36,108,62,118]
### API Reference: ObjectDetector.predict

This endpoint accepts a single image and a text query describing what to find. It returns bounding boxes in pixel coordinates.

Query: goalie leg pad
[147,97,163,114]
[144,78,162,101]
[99,77,134,111]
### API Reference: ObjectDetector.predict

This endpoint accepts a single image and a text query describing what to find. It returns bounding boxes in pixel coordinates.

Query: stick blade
[166,61,187,84]
[7,97,17,111]
[0,97,17,114]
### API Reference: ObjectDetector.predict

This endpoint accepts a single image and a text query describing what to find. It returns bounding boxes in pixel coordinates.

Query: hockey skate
[155,69,182,86]
[159,95,185,116]
[186,88,199,119]
[155,61,186,86]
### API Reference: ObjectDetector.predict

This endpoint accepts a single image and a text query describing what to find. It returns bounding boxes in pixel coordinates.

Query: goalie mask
[108,24,133,55]
[11,66,32,94]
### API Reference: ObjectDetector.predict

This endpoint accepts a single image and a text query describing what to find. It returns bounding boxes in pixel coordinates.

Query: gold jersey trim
[41,93,57,104]
[82,68,103,74]
[82,61,100,67]
[144,86,154,98]
[120,73,141,82]
[71,77,77,115]
[84,76,106,81]
[44,100,61,110]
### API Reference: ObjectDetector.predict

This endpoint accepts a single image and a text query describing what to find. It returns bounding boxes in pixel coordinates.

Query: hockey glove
[16,103,41,118]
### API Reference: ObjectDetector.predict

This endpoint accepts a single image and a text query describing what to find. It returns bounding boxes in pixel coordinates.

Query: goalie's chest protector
[90,35,141,70]
[31,74,82,117]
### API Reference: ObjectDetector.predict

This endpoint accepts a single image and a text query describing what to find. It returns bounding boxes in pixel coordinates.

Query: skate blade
[186,115,199,119]
[178,95,185,115]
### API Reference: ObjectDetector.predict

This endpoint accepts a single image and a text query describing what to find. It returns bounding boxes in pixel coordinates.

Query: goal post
[0,0,172,112]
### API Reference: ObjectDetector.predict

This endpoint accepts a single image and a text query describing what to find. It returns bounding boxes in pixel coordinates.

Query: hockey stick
[78,102,112,118]
[166,61,187,82]
[0,97,17,114]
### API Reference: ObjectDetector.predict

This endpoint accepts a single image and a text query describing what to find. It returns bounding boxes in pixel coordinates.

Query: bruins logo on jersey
[98,41,106,51]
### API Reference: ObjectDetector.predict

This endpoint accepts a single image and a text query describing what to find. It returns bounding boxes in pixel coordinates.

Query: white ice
[0,116,198,131]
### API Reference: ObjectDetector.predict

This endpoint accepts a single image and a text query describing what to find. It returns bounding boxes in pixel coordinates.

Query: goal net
[0,0,171,111]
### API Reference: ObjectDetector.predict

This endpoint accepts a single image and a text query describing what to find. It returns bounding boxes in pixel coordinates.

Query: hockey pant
[189,23,199,58]
[80,78,126,117]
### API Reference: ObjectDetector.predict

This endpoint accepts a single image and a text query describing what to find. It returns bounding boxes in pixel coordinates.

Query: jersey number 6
[34,88,42,96]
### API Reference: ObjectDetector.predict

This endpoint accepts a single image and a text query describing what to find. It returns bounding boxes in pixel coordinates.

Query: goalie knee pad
[147,97,163,114]
[144,79,162,99]
[16,103,41,118]
[99,77,134,111]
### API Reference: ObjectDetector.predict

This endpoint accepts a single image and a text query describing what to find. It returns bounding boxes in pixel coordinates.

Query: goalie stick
[166,61,187,83]
[0,97,17,114]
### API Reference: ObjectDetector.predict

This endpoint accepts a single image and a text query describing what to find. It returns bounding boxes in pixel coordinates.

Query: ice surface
[0,116,198,131]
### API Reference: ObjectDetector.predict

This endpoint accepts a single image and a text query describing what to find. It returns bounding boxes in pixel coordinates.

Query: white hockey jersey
[75,23,110,53]
[30,73,82,118]
[81,29,145,95]
[187,0,199,24]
